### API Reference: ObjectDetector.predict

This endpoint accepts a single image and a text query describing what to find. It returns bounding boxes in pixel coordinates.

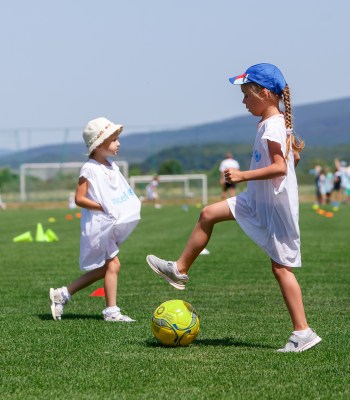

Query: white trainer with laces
[277,329,322,352]
[146,254,189,290]
[49,287,71,321]
[102,306,136,322]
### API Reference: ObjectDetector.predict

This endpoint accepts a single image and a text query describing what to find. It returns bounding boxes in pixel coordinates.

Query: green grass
[0,204,349,399]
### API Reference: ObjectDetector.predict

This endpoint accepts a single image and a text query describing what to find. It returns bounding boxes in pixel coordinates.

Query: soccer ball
[151,299,200,347]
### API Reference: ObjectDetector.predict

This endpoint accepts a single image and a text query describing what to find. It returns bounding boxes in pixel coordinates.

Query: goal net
[20,161,129,202]
[129,174,208,205]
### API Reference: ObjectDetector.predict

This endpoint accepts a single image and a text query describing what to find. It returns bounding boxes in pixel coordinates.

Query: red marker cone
[90,288,105,297]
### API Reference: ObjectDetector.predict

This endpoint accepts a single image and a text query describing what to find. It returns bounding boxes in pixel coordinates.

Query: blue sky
[1,0,349,148]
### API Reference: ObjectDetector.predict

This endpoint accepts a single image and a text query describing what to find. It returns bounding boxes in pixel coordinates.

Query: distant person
[50,117,141,322]
[333,165,342,205]
[310,165,324,205]
[0,191,6,210]
[324,167,334,204]
[335,159,350,204]
[146,63,321,352]
[219,152,240,199]
[68,192,77,209]
[146,175,162,208]
[318,168,326,205]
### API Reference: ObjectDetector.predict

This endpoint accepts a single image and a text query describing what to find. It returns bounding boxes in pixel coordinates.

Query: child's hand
[224,168,243,183]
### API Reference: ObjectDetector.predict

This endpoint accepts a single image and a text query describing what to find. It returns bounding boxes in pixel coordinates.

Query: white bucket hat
[83,117,123,155]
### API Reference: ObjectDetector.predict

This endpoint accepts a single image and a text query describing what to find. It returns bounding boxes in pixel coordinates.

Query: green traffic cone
[13,231,33,242]
[35,223,47,242]
[45,229,59,242]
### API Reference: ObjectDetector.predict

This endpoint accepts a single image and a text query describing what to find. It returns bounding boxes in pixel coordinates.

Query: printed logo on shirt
[252,150,262,162]
[111,188,136,205]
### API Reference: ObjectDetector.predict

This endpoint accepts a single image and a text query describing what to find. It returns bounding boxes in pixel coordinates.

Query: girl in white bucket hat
[50,117,141,322]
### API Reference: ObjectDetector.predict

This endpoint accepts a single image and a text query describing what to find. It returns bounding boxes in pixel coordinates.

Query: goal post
[20,161,129,201]
[129,174,208,205]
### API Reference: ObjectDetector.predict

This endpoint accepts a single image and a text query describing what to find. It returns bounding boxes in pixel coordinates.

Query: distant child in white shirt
[146,175,161,208]
[146,63,321,352]
[50,117,141,322]
[0,191,6,210]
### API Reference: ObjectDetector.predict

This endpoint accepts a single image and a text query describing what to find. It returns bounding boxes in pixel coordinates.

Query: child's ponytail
[282,85,305,160]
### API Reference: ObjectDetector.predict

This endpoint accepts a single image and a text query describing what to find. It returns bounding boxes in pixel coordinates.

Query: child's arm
[75,177,104,211]
[224,140,286,183]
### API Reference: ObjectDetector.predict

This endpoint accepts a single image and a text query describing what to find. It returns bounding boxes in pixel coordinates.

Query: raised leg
[177,201,235,274]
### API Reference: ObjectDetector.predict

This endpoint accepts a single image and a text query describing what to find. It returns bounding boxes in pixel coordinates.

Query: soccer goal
[20,161,129,202]
[129,174,208,205]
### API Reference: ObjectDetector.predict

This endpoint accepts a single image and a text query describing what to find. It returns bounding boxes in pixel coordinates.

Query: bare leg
[272,260,308,331]
[177,201,234,274]
[67,266,106,295]
[104,257,121,307]
[67,256,121,308]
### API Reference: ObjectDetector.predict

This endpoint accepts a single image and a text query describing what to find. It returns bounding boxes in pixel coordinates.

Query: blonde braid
[282,85,304,159]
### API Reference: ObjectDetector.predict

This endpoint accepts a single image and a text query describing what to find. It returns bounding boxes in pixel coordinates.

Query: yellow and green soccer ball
[151,300,200,347]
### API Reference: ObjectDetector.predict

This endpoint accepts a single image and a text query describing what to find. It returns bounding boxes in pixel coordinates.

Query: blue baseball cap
[229,63,287,95]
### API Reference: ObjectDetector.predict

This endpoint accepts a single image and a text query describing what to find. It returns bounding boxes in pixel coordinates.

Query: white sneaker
[146,254,188,290]
[277,329,322,352]
[49,287,70,321]
[102,306,136,322]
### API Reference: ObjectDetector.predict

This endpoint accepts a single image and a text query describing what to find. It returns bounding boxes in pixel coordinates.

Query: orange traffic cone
[90,288,105,297]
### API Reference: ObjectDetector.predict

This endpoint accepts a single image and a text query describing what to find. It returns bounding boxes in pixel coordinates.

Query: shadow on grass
[194,337,274,349]
[145,337,274,349]
[38,313,102,321]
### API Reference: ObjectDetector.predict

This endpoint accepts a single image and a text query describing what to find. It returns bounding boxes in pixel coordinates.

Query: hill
[0,97,349,169]
[117,96,350,163]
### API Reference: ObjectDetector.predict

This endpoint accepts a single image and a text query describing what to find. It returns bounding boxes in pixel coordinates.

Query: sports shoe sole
[146,256,186,290]
[49,288,61,321]
[104,316,136,322]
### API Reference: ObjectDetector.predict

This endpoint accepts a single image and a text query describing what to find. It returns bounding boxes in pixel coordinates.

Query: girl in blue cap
[146,63,321,352]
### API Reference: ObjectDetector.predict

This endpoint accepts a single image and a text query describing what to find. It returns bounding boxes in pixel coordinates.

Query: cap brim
[229,73,248,85]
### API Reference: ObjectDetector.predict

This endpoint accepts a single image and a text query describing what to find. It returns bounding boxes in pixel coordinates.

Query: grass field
[0,203,349,399]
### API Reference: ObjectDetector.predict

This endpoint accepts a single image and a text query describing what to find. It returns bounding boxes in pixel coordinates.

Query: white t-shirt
[339,165,350,190]
[219,158,240,172]
[146,179,159,199]
[324,172,334,193]
[79,159,141,270]
[227,115,301,267]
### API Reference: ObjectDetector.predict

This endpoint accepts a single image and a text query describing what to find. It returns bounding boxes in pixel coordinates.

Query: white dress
[227,115,301,267]
[146,179,159,200]
[79,159,141,270]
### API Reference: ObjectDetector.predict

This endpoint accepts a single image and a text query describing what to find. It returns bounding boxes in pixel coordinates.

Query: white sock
[61,286,71,301]
[104,306,120,313]
[293,328,312,338]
